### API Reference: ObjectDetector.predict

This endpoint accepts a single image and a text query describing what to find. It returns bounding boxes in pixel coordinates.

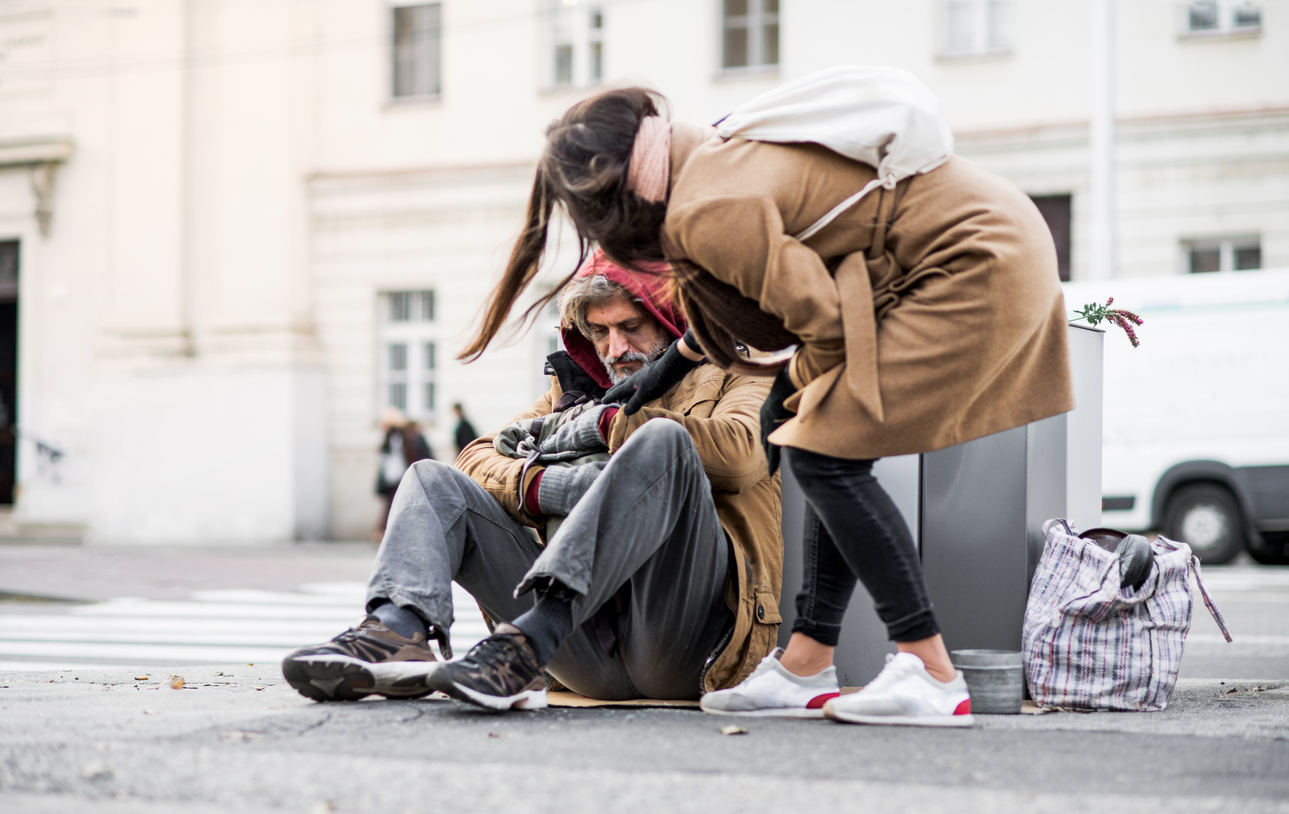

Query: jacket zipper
[698,622,735,696]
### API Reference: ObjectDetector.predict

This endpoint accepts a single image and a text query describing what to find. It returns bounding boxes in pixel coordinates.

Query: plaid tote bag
[1023,519,1232,711]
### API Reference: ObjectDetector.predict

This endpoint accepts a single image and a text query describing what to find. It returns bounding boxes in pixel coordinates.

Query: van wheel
[1163,484,1245,565]
[1249,532,1289,566]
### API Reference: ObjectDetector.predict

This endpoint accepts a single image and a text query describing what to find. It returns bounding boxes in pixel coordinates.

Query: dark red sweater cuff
[524,471,544,517]
[598,406,620,441]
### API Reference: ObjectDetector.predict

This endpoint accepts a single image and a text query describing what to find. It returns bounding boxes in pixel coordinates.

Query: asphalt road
[0,667,1285,814]
[0,545,1287,813]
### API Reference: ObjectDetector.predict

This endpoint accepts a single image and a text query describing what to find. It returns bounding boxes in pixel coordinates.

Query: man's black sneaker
[281,616,439,702]
[426,627,547,712]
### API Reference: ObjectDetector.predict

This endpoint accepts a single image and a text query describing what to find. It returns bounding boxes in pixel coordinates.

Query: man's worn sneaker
[823,652,974,727]
[426,628,547,712]
[281,616,438,702]
[700,648,840,718]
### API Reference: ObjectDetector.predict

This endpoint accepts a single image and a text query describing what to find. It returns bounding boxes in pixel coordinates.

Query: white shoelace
[863,653,919,694]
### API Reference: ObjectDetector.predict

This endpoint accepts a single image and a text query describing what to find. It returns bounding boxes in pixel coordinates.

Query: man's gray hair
[558,274,640,339]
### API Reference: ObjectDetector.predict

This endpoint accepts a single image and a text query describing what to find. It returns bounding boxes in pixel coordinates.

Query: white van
[1061,268,1289,565]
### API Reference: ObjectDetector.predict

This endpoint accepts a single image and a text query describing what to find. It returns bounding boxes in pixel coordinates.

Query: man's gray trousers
[367,419,733,700]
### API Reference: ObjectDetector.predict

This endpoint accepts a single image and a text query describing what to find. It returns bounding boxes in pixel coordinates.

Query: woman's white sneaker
[823,652,974,727]
[700,648,840,718]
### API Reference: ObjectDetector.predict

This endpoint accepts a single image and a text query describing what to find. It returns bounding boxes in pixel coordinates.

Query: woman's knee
[785,446,876,484]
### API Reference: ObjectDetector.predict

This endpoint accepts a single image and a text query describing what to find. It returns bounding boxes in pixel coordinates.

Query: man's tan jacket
[456,365,782,693]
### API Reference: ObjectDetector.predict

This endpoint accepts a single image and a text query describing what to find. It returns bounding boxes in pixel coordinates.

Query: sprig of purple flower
[1070,297,1144,348]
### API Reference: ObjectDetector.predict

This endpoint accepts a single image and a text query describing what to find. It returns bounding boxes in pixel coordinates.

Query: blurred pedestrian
[375,406,433,542]
[451,402,477,456]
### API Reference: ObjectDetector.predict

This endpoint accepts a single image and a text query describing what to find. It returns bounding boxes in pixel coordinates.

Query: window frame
[1029,194,1073,282]
[377,289,439,423]
[546,1,606,90]
[535,293,566,400]
[718,0,780,76]
[389,1,443,103]
[1177,0,1262,39]
[936,0,1012,61]
[1182,236,1262,274]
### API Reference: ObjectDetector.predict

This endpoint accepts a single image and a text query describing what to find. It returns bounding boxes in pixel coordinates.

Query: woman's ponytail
[459,87,667,362]
[458,170,562,362]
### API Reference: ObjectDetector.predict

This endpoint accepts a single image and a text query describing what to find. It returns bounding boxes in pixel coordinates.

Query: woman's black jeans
[785,447,939,645]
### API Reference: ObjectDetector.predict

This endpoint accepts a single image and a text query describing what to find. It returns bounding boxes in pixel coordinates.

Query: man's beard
[602,337,670,385]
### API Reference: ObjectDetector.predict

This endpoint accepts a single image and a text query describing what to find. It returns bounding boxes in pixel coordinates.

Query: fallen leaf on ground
[719,725,747,736]
[81,761,112,781]
[169,676,185,690]
[222,731,261,740]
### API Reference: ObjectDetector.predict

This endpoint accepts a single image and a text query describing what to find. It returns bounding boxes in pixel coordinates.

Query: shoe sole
[700,703,826,719]
[282,655,438,702]
[824,708,976,728]
[427,671,547,712]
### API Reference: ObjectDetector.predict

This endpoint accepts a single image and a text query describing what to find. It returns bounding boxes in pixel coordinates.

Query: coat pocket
[753,587,782,626]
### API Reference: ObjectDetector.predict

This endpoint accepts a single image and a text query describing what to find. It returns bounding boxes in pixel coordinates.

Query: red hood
[562,249,685,390]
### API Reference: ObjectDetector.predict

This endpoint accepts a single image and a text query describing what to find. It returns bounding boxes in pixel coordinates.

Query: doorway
[0,241,18,504]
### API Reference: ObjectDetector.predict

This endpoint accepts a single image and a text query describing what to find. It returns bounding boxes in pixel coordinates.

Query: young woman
[461,87,1073,726]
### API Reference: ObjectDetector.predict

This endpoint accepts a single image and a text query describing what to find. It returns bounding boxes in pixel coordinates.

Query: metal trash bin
[777,324,1104,686]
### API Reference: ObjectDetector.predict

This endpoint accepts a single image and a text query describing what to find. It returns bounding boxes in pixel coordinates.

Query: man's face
[585,294,669,384]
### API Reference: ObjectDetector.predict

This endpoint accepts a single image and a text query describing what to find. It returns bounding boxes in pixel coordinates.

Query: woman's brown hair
[459,88,670,362]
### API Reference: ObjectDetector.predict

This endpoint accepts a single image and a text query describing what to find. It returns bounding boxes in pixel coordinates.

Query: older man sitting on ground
[282,251,781,710]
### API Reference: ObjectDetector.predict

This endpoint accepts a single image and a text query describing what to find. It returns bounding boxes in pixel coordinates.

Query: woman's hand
[603,331,705,415]
[760,369,797,477]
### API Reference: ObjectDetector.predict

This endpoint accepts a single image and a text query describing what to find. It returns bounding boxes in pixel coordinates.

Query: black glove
[761,369,797,477]
[602,330,704,415]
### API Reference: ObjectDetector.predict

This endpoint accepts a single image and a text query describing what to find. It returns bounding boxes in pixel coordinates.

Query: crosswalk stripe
[0,582,491,671]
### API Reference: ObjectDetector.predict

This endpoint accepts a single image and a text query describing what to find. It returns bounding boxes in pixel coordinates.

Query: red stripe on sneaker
[806,692,840,709]
[954,699,972,715]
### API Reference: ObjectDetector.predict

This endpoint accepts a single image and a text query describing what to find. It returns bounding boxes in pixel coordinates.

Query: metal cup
[951,649,1024,714]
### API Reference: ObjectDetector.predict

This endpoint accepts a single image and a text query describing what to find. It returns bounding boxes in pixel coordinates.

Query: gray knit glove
[537,460,608,516]
[539,404,611,456]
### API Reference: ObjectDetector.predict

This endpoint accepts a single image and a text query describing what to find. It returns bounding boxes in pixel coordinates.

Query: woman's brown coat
[664,123,1075,459]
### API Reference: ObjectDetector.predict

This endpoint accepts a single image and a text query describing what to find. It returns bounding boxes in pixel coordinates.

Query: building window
[1181,1,1261,37]
[1184,237,1261,273]
[379,290,437,420]
[537,296,565,398]
[939,0,1010,58]
[1030,195,1072,282]
[392,3,442,99]
[550,1,604,88]
[722,0,779,71]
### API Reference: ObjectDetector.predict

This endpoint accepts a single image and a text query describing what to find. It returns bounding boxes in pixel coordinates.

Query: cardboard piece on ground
[548,686,862,710]
[546,691,700,709]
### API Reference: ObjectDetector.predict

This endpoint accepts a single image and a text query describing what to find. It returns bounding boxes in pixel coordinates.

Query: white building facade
[0,0,1284,543]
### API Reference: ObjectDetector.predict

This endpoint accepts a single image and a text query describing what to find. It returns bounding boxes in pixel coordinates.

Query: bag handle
[793,175,894,242]
[1189,555,1233,642]
[1042,517,1076,538]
